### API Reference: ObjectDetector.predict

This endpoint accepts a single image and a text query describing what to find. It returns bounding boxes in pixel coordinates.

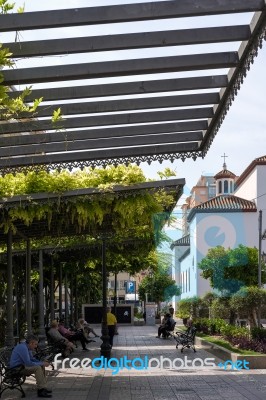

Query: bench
[0,347,26,398]
[170,326,197,353]
[164,321,176,338]
[35,340,66,369]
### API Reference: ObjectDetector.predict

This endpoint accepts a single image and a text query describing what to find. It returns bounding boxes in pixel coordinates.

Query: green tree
[198,245,266,295]
[176,296,202,319]
[210,297,231,320]
[138,272,180,311]
[230,286,266,328]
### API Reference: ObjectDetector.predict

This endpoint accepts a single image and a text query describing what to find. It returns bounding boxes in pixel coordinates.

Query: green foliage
[0,0,14,13]
[198,245,266,295]
[201,291,218,307]
[230,286,266,328]
[230,286,266,313]
[0,2,43,120]
[210,297,231,319]
[0,166,178,281]
[0,166,177,242]
[138,271,180,304]
[176,296,202,319]
[251,327,266,341]
[194,317,227,334]
[176,298,191,319]
[157,168,176,180]
[220,324,249,339]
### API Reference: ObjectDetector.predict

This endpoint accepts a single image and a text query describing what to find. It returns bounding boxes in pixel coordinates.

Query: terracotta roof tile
[214,169,236,179]
[187,195,256,221]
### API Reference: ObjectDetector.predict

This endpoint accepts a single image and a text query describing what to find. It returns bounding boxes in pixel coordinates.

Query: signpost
[145,303,156,326]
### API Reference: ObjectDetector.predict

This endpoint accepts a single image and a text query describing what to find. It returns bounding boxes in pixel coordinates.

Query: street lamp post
[258,210,262,289]
[258,211,266,327]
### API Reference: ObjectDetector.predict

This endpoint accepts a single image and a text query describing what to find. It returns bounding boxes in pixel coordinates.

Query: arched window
[230,181,233,193]
[224,180,228,193]
[218,181,222,194]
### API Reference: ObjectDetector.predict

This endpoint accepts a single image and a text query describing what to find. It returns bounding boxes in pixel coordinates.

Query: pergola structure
[0,178,185,356]
[0,0,265,174]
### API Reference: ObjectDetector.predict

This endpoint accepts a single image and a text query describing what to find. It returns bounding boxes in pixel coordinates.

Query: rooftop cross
[221,153,228,170]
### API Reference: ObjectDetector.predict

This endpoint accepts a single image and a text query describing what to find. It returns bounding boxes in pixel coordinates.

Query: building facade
[173,155,266,299]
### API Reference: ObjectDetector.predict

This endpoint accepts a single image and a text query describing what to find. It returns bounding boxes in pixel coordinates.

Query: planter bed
[196,336,266,369]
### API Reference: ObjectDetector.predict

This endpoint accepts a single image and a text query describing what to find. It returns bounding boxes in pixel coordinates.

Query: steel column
[38,249,46,344]
[25,239,32,335]
[59,263,63,319]
[50,258,55,322]
[5,229,14,347]
[100,238,111,358]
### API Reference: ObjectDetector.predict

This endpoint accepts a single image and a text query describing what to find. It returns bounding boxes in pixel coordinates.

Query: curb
[196,336,266,369]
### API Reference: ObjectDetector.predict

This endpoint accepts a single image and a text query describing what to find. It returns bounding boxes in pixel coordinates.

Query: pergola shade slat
[0,0,263,32]
[14,93,220,119]
[6,26,251,58]
[0,108,213,135]
[0,131,203,157]
[0,121,208,147]
[8,75,228,102]
[2,52,239,85]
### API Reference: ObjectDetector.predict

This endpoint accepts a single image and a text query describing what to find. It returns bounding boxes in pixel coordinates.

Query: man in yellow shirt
[106,307,117,348]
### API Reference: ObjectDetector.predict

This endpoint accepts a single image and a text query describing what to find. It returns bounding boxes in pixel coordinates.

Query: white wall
[235,168,257,202]
[235,164,266,254]
[188,211,258,297]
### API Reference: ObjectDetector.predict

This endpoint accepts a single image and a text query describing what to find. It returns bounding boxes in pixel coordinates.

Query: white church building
[172,155,266,300]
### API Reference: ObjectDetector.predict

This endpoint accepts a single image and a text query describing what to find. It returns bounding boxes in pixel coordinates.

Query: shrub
[220,324,249,340]
[251,327,266,341]
[210,298,231,319]
[194,318,227,335]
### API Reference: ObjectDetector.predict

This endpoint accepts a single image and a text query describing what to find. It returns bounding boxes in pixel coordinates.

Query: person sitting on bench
[58,319,91,351]
[48,320,75,357]
[10,334,52,398]
[76,318,99,338]
[156,313,175,338]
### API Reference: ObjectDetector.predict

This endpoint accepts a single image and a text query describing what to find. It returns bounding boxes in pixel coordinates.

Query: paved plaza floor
[2,325,266,400]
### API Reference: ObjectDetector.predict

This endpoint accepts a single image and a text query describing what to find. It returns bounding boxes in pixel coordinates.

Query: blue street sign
[126,281,135,294]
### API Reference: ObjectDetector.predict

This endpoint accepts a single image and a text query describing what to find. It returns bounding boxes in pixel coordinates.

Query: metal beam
[15,92,220,119]
[0,131,203,157]
[0,0,263,32]
[2,52,239,85]
[0,107,213,134]
[0,142,199,168]
[9,75,228,102]
[0,120,208,147]
[6,25,250,58]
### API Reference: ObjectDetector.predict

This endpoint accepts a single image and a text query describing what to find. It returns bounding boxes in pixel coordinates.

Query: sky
[1,0,266,199]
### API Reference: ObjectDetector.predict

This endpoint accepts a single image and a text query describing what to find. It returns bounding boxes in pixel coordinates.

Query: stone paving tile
[2,326,266,399]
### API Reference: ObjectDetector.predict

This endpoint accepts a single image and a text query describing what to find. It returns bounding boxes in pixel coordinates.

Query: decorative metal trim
[201,10,266,158]
[0,151,203,176]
